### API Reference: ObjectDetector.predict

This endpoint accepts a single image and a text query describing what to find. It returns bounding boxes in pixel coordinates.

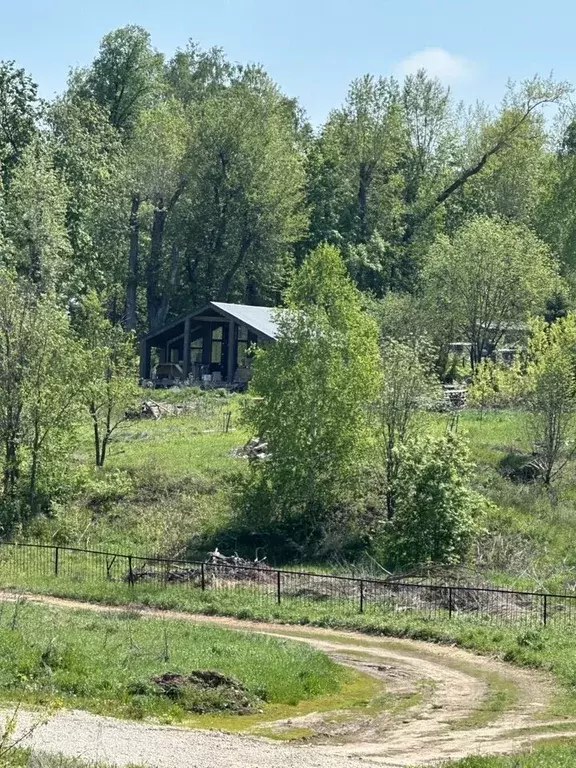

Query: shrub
[386,432,488,567]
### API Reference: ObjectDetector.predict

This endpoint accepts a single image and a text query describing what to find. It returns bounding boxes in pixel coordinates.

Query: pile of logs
[236,437,270,460]
[140,400,184,419]
[129,549,272,585]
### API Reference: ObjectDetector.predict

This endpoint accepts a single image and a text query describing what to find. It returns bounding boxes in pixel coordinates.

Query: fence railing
[0,541,574,627]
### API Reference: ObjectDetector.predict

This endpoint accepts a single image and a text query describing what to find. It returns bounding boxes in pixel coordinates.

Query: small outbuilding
[139,302,279,387]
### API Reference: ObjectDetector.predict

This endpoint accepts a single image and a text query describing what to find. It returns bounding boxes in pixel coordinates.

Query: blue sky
[2,0,575,124]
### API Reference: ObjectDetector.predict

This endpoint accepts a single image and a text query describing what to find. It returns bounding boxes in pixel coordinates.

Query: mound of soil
[152,670,261,714]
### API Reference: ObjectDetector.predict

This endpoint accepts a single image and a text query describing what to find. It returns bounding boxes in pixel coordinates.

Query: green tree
[244,244,381,555]
[129,97,191,331]
[73,26,163,134]
[378,340,441,519]
[75,292,140,467]
[171,71,307,314]
[389,433,485,566]
[423,216,561,367]
[524,315,576,485]
[0,271,81,525]
[2,141,71,292]
[308,74,568,294]
[0,61,41,187]
[48,96,128,308]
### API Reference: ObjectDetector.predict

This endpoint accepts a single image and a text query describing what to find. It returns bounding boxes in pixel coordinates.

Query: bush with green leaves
[523,313,576,485]
[386,432,487,567]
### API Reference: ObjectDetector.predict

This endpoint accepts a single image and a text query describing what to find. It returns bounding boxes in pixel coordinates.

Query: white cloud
[395,47,476,85]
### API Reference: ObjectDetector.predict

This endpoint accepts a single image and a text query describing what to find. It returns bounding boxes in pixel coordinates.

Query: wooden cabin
[139,302,278,387]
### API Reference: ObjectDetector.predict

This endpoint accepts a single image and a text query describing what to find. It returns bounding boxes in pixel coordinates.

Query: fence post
[54,547,59,577]
[360,579,364,614]
[128,555,134,587]
[201,562,206,591]
[543,594,548,626]
[448,586,453,619]
[276,570,281,605]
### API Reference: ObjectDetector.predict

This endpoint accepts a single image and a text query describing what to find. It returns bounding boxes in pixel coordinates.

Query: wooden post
[227,320,235,383]
[359,580,364,613]
[139,338,150,380]
[54,547,59,577]
[183,317,190,378]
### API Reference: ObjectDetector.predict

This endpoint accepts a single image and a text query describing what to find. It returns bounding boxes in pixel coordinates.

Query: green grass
[0,599,353,724]
[27,393,250,557]
[436,741,576,767]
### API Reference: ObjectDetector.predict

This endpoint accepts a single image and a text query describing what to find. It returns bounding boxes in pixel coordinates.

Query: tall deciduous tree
[0,271,82,525]
[524,314,576,485]
[0,61,40,187]
[171,71,307,314]
[423,216,561,367]
[129,98,191,331]
[378,340,441,519]
[244,244,381,554]
[3,141,71,292]
[73,26,163,135]
[75,292,140,467]
[48,97,128,306]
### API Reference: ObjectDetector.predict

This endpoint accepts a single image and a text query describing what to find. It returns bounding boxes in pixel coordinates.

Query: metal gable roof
[142,301,280,342]
[210,302,279,340]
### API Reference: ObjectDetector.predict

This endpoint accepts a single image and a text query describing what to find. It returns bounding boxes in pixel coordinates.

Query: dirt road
[2,592,574,767]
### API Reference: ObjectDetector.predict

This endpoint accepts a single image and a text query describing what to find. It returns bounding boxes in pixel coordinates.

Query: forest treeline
[1,25,575,341]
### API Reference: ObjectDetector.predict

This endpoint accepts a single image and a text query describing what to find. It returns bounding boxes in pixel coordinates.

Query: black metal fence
[0,541,575,627]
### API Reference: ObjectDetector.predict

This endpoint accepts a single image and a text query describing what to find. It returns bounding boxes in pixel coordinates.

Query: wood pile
[233,437,269,460]
[140,400,184,419]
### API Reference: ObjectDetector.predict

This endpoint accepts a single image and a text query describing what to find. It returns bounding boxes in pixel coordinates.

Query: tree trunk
[90,403,102,467]
[28,420,41,513]
[146,198,168,332]
[358,163,373,242]
[217,235,252,301]
[125,194,140,332]
[3,431,19,501]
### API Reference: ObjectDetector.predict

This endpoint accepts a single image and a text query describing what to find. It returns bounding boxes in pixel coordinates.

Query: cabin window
[211,325,223,364]
[190,339,203,364]
[236,325,251,367]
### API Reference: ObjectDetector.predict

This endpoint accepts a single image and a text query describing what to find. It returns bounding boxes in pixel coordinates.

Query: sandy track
[1,592,573,767]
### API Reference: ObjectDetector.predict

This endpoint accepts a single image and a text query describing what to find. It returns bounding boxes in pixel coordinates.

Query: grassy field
[12,385,576,592]
[22,398,576,590]
[0,599,369,725]
[450,410,576,592]
[440,742,576,767]
[27,390,249,557]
